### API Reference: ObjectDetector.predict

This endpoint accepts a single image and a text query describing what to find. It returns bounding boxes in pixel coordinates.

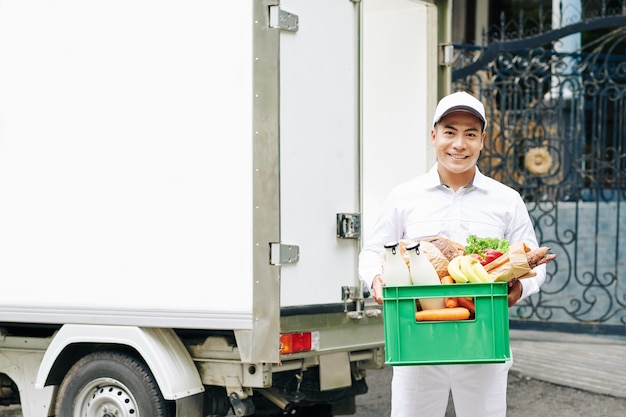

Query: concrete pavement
[509,329,626,398]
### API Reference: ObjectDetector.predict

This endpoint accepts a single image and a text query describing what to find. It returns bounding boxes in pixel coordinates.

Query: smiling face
[431,111,485,190]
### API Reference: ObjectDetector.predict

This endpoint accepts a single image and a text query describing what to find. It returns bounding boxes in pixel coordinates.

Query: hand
[371,274,386,305]
[507,279,523,307]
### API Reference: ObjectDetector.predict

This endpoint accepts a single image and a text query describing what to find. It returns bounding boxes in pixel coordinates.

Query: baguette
[530,252,557,268]
[485,242,556,282]
[485,244,554,272]
[525,246,551,268]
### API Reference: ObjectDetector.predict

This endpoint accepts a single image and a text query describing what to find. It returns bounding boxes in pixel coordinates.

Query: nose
[451,134,466,148]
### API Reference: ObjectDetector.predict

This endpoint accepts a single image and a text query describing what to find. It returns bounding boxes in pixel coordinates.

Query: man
[358,91,546,417]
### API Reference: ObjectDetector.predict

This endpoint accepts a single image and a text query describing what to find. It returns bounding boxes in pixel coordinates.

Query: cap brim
[436,106,486,128]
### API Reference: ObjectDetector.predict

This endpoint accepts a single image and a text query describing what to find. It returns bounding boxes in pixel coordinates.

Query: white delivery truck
[0,1,439,416]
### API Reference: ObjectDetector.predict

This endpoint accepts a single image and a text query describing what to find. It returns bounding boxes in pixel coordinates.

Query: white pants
[390,360,513,417]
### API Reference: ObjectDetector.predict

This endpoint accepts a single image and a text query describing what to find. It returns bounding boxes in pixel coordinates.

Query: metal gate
[451,3,626,333]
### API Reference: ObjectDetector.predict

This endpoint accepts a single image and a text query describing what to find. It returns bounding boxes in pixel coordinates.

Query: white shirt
[359,164,545,300]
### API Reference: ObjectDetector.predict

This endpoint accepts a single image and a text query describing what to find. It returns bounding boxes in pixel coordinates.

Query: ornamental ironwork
[451,1,626,333]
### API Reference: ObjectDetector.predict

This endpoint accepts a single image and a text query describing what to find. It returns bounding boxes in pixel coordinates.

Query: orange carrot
[444,297,459,308]
[415,307,470,322]
[440,275,455,284]
[456,297,476,313]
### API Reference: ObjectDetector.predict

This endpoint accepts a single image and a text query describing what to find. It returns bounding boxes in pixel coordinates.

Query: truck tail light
[280,331,319,354]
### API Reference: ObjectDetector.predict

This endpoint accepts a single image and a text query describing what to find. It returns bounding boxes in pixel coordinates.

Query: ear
[480,130,486,150]
[430,127,437,145]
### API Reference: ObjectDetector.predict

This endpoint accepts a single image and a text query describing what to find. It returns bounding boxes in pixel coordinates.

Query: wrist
[371,274,383,289]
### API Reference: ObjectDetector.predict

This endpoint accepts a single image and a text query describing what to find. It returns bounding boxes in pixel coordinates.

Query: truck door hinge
[439,43,457,67]
[336,213,361,239]
[270,243,300,265]
[269,6,299,32]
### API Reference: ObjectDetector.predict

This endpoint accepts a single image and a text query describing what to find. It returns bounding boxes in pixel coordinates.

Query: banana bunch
[447,255,492,283]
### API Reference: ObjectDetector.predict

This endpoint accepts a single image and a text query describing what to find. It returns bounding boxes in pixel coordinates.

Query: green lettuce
[464,234,510,255]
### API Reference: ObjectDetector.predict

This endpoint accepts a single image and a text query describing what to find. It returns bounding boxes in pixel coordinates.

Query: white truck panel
[278,0,360,306]
[362,0,438,240]
[0,1,441,415]
[0,1,254,325]
[0,349,54,417]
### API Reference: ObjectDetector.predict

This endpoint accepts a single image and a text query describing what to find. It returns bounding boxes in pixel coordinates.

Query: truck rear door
[278,0,438,307]
[278,0,360,307]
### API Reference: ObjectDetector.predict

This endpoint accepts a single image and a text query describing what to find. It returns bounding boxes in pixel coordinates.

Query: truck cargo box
[0,1,440,416]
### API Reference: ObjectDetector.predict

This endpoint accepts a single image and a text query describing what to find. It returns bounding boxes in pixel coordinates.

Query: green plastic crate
[382,282,510,366]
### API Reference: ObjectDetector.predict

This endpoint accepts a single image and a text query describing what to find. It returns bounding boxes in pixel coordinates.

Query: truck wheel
[54,351,169,417]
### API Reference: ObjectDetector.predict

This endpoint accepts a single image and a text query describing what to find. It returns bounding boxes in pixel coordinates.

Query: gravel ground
[504,370,626,417]
[0,406,19,417]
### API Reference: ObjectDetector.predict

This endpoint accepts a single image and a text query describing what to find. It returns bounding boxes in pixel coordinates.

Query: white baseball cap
[432,91,487,129]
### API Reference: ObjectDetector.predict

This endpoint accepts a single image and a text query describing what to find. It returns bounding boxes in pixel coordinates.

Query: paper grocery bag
[487,242,532,282]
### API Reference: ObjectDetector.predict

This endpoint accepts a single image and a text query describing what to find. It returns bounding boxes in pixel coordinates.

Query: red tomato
[483,249,503,265]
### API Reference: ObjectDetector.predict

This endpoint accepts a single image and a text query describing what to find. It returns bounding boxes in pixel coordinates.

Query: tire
[54,351,169,417]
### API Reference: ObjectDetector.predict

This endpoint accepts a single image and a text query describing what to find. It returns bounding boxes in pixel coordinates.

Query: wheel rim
[74,377,140,417]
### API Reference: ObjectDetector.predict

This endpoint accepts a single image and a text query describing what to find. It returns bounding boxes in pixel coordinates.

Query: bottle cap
[405,241,421,253]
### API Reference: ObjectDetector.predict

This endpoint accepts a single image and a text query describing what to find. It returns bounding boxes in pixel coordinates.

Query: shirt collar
[428,163,486,190]
[470,167,489,189]
[425,164,443,189]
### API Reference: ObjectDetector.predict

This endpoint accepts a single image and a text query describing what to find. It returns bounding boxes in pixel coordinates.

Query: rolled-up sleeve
[358,190,404,289]
[506,196,547,300]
